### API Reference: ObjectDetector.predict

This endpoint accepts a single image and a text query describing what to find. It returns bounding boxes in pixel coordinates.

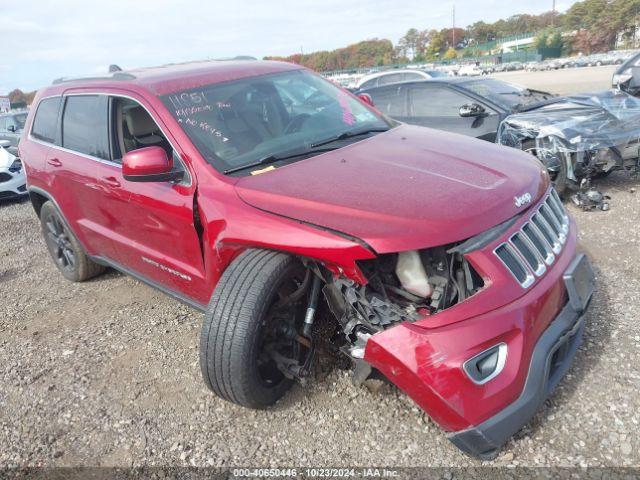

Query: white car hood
[0,147,15,168]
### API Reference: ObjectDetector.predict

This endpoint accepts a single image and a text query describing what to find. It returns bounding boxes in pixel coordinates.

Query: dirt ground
[1,67,639,469]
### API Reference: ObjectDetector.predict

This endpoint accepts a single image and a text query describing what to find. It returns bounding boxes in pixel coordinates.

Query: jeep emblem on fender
[514,192,532,207]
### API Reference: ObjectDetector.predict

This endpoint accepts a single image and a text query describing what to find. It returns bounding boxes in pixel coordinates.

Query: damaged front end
[322,245,485,378]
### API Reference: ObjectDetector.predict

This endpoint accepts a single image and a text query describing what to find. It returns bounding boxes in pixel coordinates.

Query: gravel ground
[491,65,617,95]
[1,171,639,469]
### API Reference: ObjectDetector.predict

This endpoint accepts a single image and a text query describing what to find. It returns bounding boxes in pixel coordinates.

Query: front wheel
[199,249,308,409]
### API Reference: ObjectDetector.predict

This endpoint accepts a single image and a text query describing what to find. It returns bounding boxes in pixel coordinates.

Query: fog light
[463,343,507,385]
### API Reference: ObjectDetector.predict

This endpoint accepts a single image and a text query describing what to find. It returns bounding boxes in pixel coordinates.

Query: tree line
[266,0,640,70]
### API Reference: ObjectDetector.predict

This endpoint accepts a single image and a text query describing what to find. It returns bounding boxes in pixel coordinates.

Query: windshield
[462,78,551,110]
[14,113,27,129]
[161,69,391,174]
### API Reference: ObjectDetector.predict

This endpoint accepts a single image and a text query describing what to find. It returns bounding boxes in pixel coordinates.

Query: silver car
[0,111,28,156]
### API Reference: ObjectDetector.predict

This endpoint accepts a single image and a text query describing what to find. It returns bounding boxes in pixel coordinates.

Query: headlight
[8,159,22,173]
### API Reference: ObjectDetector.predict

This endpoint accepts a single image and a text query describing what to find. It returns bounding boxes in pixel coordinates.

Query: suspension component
[302,274,322,339]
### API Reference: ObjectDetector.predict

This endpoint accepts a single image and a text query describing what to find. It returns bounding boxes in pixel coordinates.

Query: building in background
[0,97,10,113]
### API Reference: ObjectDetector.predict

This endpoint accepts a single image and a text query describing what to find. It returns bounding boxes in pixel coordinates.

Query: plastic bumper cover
[0,166,27,199]
[448,253,595,459]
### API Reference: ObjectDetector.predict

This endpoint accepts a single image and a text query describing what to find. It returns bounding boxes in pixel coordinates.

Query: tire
[200,249,307,409]
[549,152,570,197]
[40,201,105,282]
[523,140,570,197]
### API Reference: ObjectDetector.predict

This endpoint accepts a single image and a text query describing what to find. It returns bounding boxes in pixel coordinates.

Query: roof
[46,60,302,96]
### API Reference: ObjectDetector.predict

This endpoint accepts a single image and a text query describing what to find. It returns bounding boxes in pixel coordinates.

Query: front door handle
[103,176,121,188]
[47,158,62,167]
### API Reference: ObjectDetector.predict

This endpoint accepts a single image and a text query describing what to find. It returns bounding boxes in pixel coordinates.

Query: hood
[0,147,15,168]
[235,125,548,254]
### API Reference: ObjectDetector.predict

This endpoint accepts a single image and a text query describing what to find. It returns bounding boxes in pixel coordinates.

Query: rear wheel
[40,201,105,282]
[200,249,308,409]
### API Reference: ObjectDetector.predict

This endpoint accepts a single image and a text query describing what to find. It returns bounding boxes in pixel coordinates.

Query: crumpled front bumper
[364,253,595,459]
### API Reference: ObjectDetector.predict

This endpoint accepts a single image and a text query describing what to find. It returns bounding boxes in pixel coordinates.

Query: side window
[0,117,6,132]
[62,96,110,159]
[409,86,474,117]
[377,73,405,86]
[111,96,188,182]
[110,97,173,163]
[403,72,425,81]
[369,86,406,116]
[31,97,61,143]
[360,78,378,89]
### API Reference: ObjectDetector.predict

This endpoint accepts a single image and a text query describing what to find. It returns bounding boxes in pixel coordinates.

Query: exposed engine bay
[267,245,485,384]
[321,246,485,360]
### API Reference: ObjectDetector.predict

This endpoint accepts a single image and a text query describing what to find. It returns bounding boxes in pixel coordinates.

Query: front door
[96,94,207,304]
[406,84,501,141]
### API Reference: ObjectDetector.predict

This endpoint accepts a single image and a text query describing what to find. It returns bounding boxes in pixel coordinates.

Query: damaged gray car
[358,78,640,194]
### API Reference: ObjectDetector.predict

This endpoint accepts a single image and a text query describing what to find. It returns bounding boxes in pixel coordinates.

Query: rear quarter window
[31,97,61,143]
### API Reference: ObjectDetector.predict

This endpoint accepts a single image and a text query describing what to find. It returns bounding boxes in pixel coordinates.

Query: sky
[1,0,575,94]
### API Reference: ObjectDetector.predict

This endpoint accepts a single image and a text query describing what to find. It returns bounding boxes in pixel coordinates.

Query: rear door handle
[47,158,62,167]
[102,176,121,188]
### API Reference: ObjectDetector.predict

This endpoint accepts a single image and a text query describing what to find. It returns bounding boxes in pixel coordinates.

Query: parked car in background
[458,64,486,76]
[613,50,640,96]
[355,68,448,89]
[0,140,27,200]
[359,77,640,194]
[0,111,28,156]
[19,60,594,459]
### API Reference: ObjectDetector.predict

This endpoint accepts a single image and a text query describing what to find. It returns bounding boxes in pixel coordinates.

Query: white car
[355,69,449,90]
[0,140,27,201]
[458,64,486,76]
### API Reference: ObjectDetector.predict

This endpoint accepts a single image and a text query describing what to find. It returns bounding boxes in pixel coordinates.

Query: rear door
[406,84,501,140]
[51,94,120,258]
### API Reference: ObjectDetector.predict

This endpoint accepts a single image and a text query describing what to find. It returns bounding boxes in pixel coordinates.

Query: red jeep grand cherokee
[19,60,594,458]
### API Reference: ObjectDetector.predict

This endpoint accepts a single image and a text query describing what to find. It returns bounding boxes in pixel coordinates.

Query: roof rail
[52,71,136,85]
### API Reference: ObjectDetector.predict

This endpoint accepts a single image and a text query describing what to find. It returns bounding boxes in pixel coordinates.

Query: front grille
[0,172,12,183]
[495,189,569,288]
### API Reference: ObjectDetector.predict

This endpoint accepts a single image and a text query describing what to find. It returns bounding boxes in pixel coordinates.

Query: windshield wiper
[223,147,338,175]
[310,127,389,148]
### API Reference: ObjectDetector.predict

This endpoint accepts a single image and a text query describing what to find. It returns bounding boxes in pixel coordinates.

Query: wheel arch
[27,186,90,253]
[28,187,49,218]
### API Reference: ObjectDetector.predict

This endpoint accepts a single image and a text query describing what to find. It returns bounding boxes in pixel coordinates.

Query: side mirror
[7,125,16,133]
[0,140,10,148]
[459,103,486,118]
[357,93,374,107]
[122,146,183,183]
